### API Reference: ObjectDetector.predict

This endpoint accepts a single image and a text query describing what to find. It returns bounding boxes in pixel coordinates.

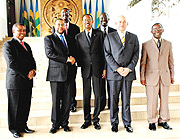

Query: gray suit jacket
[44,33,73,82]
[104,31,139,81]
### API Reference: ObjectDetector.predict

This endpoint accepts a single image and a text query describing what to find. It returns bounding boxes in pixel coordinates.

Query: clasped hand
[116,67,130,77]
[68,56,76,65]
[27,70,36,80]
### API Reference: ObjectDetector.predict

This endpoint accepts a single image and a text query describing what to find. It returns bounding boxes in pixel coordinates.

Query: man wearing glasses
[140,23,174,131]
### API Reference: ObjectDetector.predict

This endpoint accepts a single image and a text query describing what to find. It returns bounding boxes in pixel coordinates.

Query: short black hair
[152,23,163,30]
[83,14,93,21]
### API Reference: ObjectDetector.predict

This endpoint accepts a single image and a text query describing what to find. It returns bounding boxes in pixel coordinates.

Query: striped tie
[121,32,125,47]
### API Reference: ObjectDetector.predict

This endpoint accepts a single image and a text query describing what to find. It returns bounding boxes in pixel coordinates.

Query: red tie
[20,41,27,51]
[65,24,68,35]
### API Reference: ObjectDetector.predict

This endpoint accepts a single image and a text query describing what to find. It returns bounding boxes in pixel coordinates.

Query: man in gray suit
[75,14,106,130]
[104,15,139,133]
[44,18,76,134]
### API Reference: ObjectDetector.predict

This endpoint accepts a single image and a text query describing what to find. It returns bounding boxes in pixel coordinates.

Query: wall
[0,0,7,40]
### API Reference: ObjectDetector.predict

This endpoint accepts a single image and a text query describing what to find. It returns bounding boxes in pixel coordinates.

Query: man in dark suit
[3,23,36,138]
[104,15,139,133]
[75,14,106,130]
[52,8,80,112]
[97,12,116,111]
[44,18,76,134]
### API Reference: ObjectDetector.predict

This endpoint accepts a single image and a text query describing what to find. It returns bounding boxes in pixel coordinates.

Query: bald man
[104,15,139,133]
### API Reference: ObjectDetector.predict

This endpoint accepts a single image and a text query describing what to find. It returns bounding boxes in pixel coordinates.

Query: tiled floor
[1,119,180,139]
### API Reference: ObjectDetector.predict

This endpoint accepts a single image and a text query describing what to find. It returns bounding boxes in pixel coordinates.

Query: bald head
[115,15,128,32]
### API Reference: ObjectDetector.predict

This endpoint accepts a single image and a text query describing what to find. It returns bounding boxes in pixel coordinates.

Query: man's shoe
[111,123,118,132]
[49,127,58,134]
[93,122,101,130]
[124,125,133,133]
[13,132,21,138]
[149,123,156,131]
[70,105,76,112]
[81,122,91,129]
[21,127,35,133]
[158,122,172,130]
[63,126,71,132]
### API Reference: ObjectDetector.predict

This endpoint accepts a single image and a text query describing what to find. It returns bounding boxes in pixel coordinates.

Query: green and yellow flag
[30,0,35,37]
[24,0,29,36]
[35,0,40,36]
[95,0,99,29]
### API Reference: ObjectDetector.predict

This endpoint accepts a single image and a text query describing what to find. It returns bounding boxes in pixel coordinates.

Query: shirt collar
[117,30,126,38]
[13,37,23,43]
[100,26,108,33]
[153,37,162,44]
[65,22,69,29]
[85,28,93,37]
[56,32,65,38]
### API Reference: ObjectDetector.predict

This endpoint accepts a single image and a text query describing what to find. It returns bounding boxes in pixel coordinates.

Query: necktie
[87,32,91,43]
[121,32,125,47]
[59,35,67,48]
[104,27,107,37]
[157,39,161,51]
[65,24,68,35]
[20,41,27,51]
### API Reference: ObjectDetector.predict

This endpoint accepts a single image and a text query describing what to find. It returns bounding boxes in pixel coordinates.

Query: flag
[19,0,23,25]
[102,0,105,13]
[30,0,35,37]
[95,0,99,29]
[24,0,29,36]
[83,0,87,16]
[88,0,92,15]
[35,0,40,36]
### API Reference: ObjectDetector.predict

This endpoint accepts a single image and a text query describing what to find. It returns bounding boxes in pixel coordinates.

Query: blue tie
[60,35,67,48]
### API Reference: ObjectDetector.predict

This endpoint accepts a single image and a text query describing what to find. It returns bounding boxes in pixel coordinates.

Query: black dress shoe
[13,132,21,138]
[111,123,118,132]
[81,122,91,129]
[49,127,59,134]
[158,122,172,130]
[21,128,35,133]
[149,123,156,131]
[93,122,101,130]
[63,126,71,132]
[70,105,76,112]
[124,125,133,133]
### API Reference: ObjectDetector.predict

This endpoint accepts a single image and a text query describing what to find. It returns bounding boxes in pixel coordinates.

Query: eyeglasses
[152,28,163,32]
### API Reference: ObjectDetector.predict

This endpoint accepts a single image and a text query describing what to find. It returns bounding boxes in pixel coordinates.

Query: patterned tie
[157,39,161,51]
[121,32,125,47]
[59,35,67,48]
[20,41,27,51]
[87,32,91,43]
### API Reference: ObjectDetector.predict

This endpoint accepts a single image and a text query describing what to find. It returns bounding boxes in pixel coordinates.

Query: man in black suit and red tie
[44,18,76,134]
[97,12,116,111]
[104,15,139,133]
[52,8,80,112]
[75,14,106,130]
[3,23,36,138]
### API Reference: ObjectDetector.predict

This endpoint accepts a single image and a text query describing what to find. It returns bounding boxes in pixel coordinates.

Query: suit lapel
[13,38,29,54]
[113,32,122,46]
[160,39,165,55]
[125,32,131,47]
[90,29,97,45]
[82,30,91,46]
[150,38,159,53]
[53,33,68,53]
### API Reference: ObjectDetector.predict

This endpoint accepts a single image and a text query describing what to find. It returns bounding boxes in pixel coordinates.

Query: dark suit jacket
[44,33,75,82]
[75,29,105,78]
[3,38,36,89]
[52,22,80,38]
[97,26,116,34]
[104,31,139,81]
